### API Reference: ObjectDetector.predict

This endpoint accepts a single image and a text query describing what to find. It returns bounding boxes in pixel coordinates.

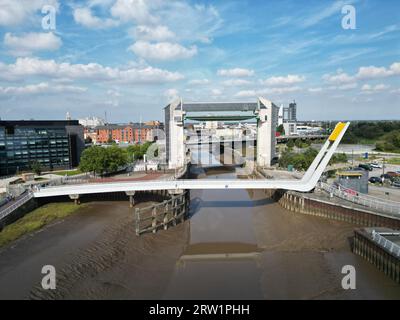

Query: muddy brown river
[0,151,399,299]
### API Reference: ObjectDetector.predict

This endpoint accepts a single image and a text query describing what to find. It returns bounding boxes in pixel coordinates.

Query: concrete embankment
[353,228,400,284]
[276,190,400,229]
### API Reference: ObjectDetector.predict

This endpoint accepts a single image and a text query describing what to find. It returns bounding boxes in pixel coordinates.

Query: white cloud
[357,62,400,80]
[323,71,355,84]
[132,25,175,41]
[261,86,302,95]
[189,79,209,85]
[222,79,252,86]
[235,86,301,98]
[0,0,59,26]
[111,0,222,43]
[129,41,197,61]
[164,88,180,101]
[391,88,400,94]
[323,62,400,86]
[0,82,87,95]
[111,0,157,24]
[211,89,222,96]
[301,0,355,28]
[217,68,254,77]
[235,90,256,98]
[4,32,62,56]
[73,7,119,29]
[308,87,323,93]
[0,57,184,84]
[261,74,305,86]
[328,83,358,90]
[361,83,389,93]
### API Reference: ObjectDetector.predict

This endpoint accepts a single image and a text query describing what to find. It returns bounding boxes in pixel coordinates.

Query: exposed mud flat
[1,155,400,299]
[0,201,189,300]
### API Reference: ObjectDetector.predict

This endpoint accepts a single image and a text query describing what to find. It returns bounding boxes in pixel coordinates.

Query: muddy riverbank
[0,153,399,299]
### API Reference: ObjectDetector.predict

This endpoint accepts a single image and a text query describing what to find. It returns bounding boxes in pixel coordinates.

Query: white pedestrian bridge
[33,122,350,199]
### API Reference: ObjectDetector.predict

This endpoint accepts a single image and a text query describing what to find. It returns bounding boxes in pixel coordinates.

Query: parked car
[358,164,373,171]
[381,173,394,181]
[386,171,400,178]
[370,162,382,169]
[392,181,400,188]
[369,177,382,184]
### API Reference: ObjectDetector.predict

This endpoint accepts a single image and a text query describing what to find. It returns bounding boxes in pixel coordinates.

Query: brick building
[94,123,162,144]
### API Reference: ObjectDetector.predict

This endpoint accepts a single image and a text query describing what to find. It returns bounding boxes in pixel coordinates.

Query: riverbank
[1,156,400,299]
[0,203,87,248]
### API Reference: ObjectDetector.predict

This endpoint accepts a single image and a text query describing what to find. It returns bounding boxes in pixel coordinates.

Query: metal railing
[319,182,400,218]
[372,230,400,258]
[0,191,34,221]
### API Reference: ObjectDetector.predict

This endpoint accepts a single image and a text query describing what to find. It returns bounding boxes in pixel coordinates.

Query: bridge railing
[134,191,189,235]
[318,182,400,218]
[372,230,400,258]
[0,191,34,222]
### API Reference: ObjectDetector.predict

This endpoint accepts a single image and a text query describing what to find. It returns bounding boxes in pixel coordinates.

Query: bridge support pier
[125,191,136,207]
[256,98,278,168]
[168,189,185,195]
[69,194,80,205]
[165,99,185,170]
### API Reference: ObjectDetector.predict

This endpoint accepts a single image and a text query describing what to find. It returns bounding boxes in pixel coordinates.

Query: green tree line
[79,142,155,175]
[279,148,347,171]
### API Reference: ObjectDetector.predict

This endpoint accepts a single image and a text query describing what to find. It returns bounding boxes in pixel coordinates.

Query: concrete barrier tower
[165,99,185,169]
[256,97,279,167]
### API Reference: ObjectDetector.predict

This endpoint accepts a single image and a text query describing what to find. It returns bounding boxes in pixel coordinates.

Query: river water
[0,149,399,299]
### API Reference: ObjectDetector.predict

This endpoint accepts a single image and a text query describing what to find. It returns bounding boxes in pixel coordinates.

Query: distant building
[0,120,84,176]
[281,101,297,135]
[337,170,369,194]
[283,122,297,136]
[145,120,161,126]
[95,123,163,144]
[278,104,284,126]
[78,116,105,128]
[296,125,323,135]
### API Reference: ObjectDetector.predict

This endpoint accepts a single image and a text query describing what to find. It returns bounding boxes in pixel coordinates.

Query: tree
[287,139,295,149]
[105,145,128,172]
[279,148,318,171]
[79,145,128,175]
[277,124,285,135]
[79,146,107,175]
[126,141,154,161]
[30,160,42,176]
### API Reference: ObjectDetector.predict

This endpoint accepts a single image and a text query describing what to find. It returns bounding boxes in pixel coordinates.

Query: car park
[386,171,400,178]
[370,162,382,169]
[392,181,400,188]
[369,177,382,184]
[358,164,373,171]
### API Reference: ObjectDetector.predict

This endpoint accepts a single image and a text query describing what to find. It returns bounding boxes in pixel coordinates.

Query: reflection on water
[164,149,264,299]
[163,148,400,300]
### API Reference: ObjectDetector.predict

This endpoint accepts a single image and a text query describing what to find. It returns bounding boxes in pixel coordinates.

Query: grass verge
[0,203,86,247]
[53,169,83,176]
[387,158,400,165]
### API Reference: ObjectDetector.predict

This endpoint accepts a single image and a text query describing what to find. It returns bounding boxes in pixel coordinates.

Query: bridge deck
[32,122,350,199]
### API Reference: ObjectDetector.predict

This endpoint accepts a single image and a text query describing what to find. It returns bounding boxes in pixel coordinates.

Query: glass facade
[0,121,83,176]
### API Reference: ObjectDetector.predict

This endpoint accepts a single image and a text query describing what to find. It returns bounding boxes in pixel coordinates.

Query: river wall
[353,229,400,284]
[275,190,400,229]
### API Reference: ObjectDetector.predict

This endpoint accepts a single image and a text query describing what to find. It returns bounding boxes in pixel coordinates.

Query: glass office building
[0,120,85,176]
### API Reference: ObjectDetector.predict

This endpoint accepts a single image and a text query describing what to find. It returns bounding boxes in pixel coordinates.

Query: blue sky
[0,0,399,122]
